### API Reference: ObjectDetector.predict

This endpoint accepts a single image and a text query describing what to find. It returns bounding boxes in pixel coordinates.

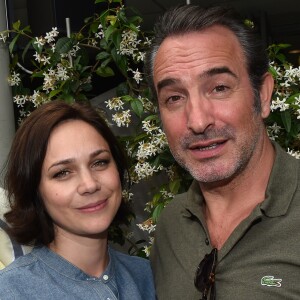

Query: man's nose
[186,95,215,134]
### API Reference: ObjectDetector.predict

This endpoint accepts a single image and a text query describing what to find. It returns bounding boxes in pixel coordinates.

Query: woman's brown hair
[4,100,130,246]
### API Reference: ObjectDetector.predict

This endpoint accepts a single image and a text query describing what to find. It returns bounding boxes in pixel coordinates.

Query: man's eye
[167,95,182,103]
[213,85,229,93]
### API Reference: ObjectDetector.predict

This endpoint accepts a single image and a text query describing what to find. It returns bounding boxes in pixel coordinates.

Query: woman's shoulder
[109,247,155,298]
[0,252,37,277]
[109,247,153,278]
[0,252,38,295]
[110,247,150,267]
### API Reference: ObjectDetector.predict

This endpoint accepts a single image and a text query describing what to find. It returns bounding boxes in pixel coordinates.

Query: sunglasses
[194,248,218,300]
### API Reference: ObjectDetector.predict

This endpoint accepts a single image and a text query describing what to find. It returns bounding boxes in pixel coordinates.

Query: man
[145,5,300,300]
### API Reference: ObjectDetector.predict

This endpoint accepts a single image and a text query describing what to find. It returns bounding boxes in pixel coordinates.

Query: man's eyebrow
[199,66,237,79]
[157,78,179,93]
[156,66,237,93]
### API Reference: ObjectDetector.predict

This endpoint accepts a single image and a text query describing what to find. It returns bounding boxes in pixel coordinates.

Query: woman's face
[39,119,122,241]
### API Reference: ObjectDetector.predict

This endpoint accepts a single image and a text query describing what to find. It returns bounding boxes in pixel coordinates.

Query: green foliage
[1,1,300,255]
[266,44,300,151]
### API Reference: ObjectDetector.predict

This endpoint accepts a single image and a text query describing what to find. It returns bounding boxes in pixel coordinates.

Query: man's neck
[200,137,275,249]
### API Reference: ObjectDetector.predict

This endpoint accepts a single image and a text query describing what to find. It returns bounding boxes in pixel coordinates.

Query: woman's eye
[93,159,109,168]
[53,170,70,179]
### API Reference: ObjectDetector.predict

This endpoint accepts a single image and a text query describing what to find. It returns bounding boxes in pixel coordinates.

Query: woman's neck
[49,231,109,277]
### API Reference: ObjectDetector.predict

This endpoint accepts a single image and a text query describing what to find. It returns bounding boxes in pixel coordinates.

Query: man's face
[153,26,271,184]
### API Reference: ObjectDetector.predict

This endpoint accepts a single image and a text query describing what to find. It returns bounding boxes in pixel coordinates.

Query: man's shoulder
[161,191,189,216]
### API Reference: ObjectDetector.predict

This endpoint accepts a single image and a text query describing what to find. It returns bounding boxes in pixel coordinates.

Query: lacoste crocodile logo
[261,275,282,287]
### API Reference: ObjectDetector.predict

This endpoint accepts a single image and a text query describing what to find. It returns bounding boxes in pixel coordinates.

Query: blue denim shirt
[0,246,155,299]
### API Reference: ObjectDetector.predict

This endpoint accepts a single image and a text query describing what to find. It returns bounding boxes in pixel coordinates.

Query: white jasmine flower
[105,97,124,111]
[56,64,69,81]
[112,110,131,127]
[136,141,159,160]
[129,68,142,84]
[33,52,42,63]
[287,148,300,159]
[95,25,104,39]
[7,71,21,86]
[13,95,28,107]
[30,90,49,107]
[45,27,59,44]
[142,246,151,257]
[0,32,8,43]
[270,97,289,111]
[142,120,160,134]
[40,55,51,65]
[134,162,163,181]
[34,36,46,47]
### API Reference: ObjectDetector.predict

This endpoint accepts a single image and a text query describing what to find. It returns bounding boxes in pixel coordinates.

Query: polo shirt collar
[261,142,298,217]
[183,142,298,219]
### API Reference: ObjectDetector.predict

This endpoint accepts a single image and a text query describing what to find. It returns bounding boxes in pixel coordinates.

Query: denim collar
[31,245,115,282]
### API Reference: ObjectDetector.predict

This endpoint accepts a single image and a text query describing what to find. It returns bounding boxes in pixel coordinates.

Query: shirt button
[205,238,209,245]
[103,274,109,280]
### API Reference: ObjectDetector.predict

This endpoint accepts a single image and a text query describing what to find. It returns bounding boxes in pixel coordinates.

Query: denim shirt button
[103,274,109,281]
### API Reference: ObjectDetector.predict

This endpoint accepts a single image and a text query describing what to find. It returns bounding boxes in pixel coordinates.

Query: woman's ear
[260,72,274,119]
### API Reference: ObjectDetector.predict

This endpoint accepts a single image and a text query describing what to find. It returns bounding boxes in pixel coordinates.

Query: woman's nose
[77,171,100,194]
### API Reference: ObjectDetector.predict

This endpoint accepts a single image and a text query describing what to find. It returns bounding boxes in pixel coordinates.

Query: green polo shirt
[150,143,300,299]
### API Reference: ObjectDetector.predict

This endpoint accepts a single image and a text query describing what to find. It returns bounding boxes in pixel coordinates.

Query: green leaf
[129,16,142,25]
[12,20,21,31]
[169,179,181,194]
[9,34,20,54]
[152,203,164,223]
[55,37,74,54]
[96,51,111,61]
[31,70,44,78]
[49,89,61,99]
[96,66,115,77]
[118,10,127,23]
[95,0,108,3]
[130,98,144,117]
[111,29,121,48]
[104,25,116,42]
[287,93,300,104]
[111,48,127,76]
[60,93,75,103]
[76,93,88,101]
[281,110,292,133]
[90,22,99,33]
[116,82,129,95]
[101,57,112,67]
[22,25,32,33]
[50,51,62,65]
[22,40,33,62]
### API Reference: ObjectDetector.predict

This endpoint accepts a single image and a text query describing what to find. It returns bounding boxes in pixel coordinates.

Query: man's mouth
[195,143,218,151]
[190,141,225,151]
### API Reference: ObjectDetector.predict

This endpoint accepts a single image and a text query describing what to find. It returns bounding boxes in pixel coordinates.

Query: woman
[0,101,155,299]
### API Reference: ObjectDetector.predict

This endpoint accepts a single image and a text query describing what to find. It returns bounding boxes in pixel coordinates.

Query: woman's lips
[78,199,108,212]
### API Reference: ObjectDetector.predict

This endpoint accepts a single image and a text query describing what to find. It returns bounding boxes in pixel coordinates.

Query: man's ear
[260,72,274,119]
